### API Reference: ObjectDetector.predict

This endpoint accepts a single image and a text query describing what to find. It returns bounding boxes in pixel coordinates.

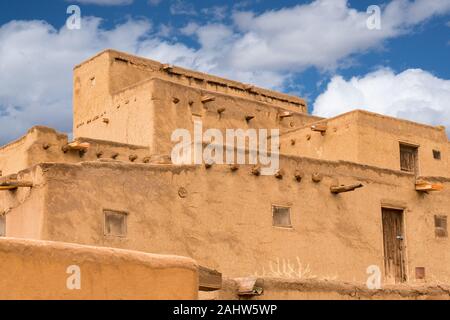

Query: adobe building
[1,49,450,299]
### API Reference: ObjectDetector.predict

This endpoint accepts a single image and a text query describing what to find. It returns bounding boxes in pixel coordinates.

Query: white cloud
[69,0,133,5]
[0,18,194,144]
[170,0,197,16]
[228,0,450,72]
[1,0,450,144]
[201,6,228,21]
[313,68,450,133]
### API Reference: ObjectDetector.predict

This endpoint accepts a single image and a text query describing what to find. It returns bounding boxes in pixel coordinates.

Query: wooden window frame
[399,142,419,173]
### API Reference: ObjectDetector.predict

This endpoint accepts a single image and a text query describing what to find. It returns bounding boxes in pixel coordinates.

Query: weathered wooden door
[382,208,406,283]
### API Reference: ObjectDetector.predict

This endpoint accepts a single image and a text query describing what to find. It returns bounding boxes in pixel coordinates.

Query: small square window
[0,215,5,237]
[434,215,448,238]
[272,206,292,228]
[415,267,426,280]
[104,210,127,237]
[433,150,441,160]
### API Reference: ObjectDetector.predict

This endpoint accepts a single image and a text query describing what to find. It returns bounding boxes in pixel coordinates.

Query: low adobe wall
[0,238,198,300]
[219,278,450,300]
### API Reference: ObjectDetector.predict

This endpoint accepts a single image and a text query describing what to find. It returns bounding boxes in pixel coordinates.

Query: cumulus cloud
[1,0,450,144]
[0,18,194,144]
[228,0,450,72]
[170,0,197,16]
[313,68,450,133]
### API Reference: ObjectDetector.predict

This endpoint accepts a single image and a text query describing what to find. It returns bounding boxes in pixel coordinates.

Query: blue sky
[0,0,449,143]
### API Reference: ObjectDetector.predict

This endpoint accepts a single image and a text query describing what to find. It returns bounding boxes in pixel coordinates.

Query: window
[433,150,441,160]
[272,206,292,228]
[0,215,5,237]
[415,267,425,280]
[400,143,418,173]
[104,210,127,237]
[435,215,448,238]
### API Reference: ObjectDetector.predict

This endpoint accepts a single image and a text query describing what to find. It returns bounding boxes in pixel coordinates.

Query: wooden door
[382,208,406,283]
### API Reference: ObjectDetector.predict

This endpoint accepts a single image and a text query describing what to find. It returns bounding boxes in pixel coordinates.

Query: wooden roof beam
[311,123,328,133]
[331,183,364,194]
[416,180,444,192]
[0,181,33,191]
[62,141,90,153]
[199,266,222,292]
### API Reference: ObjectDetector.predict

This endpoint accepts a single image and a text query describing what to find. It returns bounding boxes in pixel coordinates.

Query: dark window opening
[104,210,127,237]
[435,215,448,238]
[400,143,418,173]
[433,150,441,160]
[272,206,292,228]
[415,267,426,280]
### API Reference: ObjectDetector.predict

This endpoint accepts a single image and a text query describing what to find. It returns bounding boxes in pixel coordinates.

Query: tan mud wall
[281,111,449,178]
[0,126,152,176]
[0,167,46,239]
[219,278,450,300]
[0,238,198,300]
[73,50,314,147]
[150,78,320,155]
[73,52,112,138]
[100,50,306,112]
[9,157,448,285]
[280,112,360,163]
[355,111,449,177]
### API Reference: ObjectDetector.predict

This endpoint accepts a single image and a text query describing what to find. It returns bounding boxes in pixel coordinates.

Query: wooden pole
[330,183,363,194]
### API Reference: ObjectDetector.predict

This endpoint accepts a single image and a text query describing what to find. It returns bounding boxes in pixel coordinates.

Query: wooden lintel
[330,183,363,194]
[0,181,33,190]
[415,180,444,192]
[311,124,328,133]
[199,266,222,292]
[62,141,90,152]
[201,96,216,103]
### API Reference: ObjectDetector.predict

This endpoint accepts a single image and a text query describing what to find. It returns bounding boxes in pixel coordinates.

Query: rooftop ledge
[74,49,307,109]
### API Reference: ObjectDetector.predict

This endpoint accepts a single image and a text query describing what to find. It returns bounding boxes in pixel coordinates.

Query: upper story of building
[279,110,450,178]
[73,50,315,154]
[0,50,448,178]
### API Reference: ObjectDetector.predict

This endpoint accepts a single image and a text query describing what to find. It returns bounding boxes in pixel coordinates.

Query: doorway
[381,208,407,283]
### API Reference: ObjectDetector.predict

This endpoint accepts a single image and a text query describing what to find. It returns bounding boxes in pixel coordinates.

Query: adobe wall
[73,50,314,147]
[280,112,360,163]
[150,78,321,155]
[0,126,152,176]
[218,278,450,300]
[0,238,198,300]
[280,111,449,178]
[355,111,448,177]
[0,126,67,176]
[3,157,449,285]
